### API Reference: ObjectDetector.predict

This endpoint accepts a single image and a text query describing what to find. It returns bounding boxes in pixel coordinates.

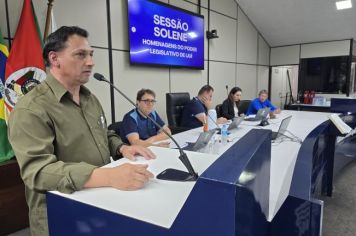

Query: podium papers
[329,114,352,134]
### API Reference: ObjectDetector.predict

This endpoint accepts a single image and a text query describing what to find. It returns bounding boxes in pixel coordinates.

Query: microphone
[225,85,228,97]
[259,118,269,126]
[93,73,198,181]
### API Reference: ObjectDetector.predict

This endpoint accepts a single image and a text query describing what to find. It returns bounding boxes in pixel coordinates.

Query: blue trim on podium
[47,129,271,236]
[329,98,356,175]
[48,110,356,236]
[272,112,356,235]
[331,98,356,113]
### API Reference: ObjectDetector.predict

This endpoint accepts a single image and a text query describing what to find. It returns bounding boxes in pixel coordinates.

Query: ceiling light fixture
[336,0,352,10]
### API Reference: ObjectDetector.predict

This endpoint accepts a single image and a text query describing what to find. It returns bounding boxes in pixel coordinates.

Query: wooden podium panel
[0,159,29,235]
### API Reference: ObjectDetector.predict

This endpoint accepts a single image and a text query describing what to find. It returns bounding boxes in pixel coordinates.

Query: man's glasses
[140,99,157,105]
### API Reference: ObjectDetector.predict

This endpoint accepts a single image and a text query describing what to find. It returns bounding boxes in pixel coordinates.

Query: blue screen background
[128,0,204,69]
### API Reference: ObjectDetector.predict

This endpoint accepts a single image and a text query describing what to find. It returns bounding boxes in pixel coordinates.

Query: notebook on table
[271,116,292,140]
[183,129,216,151]
[245,107,270,121]
[227,116,244,130]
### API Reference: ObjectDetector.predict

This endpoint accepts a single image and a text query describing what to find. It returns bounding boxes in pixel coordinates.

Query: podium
[47,110,354,235]
[47,129,272,236]
[270,112,356,235]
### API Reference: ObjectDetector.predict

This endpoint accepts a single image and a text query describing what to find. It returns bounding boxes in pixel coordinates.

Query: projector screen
[127,0,205,69]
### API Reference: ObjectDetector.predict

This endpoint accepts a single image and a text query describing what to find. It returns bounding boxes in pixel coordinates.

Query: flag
[0,29,14,162]
[4,0,46,113]
[51,10,57,33]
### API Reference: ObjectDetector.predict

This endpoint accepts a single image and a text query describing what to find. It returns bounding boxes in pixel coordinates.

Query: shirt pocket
[86,111,109,144]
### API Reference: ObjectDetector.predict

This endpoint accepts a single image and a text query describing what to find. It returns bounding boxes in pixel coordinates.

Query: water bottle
[221,124,228,145]
[208,109,218,130]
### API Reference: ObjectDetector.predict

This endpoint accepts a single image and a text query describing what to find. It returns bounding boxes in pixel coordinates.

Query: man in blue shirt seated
[121,89,171,147]
[181,85,227,128]
[246,89,281,115]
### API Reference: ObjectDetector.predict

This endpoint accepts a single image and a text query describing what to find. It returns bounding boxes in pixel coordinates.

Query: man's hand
[119,145,156,161]
[200,96,213,110]
[84,163,154,190]
[274,108,281,114]
[108,163,154,190]
[217,117,227,124]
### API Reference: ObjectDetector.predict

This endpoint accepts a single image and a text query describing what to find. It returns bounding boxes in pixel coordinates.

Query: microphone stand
[93,73,198,181]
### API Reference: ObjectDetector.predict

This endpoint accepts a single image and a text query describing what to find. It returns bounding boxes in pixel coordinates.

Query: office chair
[166,92,191,134]
[108,121,124,160]
[215,104,223,118]
[108,121,123,137]
[238,100,251,114]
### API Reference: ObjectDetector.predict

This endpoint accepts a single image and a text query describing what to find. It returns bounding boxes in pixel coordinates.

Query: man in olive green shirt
[8,26,155,236]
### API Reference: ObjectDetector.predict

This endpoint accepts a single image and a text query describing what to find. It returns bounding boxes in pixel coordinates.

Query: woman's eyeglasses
[140,99,157,105]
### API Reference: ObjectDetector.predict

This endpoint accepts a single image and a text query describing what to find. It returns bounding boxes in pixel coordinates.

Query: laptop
[245,107,270,121]
[183,129,216,151]
[271,116,292,140]
[227,116,244,130]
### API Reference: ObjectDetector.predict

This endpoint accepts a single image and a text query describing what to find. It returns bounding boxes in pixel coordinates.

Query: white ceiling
[236,0,356,47]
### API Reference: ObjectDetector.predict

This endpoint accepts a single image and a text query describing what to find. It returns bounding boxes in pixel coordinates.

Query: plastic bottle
[221,124,228,145]
[203,116,208,132]
[203,122,208,132]
[208,109,218,130]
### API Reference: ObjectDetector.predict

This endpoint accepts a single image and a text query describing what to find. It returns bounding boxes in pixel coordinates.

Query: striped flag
[0,29,14,162]
[4,0,46,113]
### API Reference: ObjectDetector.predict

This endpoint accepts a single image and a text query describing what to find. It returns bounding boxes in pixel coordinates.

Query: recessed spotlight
[336,0,352,10]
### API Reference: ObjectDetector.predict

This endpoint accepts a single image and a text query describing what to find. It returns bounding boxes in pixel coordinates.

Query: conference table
[47,110,334,235]
[170,110,330,221]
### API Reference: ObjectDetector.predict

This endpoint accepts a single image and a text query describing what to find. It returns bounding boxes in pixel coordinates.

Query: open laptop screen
[272,116,292,140]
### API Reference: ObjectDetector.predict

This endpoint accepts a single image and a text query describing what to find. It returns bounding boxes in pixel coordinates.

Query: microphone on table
[93,73,198,182]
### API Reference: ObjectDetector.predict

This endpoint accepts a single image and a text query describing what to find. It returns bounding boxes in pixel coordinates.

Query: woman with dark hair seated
[221,87,243,120]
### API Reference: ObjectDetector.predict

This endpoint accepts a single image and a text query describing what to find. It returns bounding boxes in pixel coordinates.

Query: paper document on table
[329,114,352,134]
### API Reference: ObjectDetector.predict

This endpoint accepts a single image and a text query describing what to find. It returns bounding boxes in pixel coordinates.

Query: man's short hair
[43,26,89,67]
[198,85,214,96]
[258,89,268,96]
[136,89,156,101]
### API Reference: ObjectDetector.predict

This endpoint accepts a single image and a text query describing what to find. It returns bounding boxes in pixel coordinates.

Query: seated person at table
[181,85,227,129]
[221,86,244,119]
[121,89,171,147]
[246,89,281,115]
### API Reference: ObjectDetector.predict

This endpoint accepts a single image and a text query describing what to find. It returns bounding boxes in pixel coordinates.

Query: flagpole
[43,0,54,41]
[4,0,11,48]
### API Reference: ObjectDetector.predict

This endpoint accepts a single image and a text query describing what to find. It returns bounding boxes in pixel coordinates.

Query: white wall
[258,35,270,66]
[300,40,351,58]
[236,64,257,99]
[270,45,300,66]
[1,0,270,124]
[257,66,269,94]
[237,7,257,65]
